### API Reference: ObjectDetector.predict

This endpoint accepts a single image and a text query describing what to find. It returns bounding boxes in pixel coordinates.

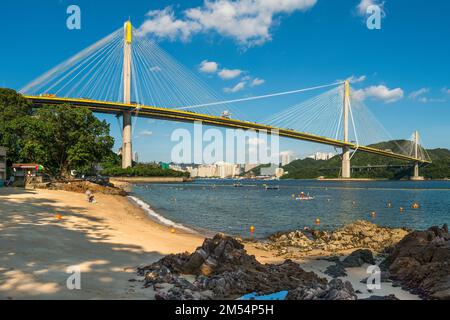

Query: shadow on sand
[0,188,163,299]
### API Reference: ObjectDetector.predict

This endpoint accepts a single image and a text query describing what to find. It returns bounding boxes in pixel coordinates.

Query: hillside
[282,140,450,180]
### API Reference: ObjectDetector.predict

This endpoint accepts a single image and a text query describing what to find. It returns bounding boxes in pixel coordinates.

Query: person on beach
[85,189,96,203]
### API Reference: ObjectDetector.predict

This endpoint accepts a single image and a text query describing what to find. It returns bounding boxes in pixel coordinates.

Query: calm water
[131,180,450,238]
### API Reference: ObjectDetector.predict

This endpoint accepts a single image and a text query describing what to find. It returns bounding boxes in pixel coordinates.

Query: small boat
[233,183,243,187]
[296,196,315,201]
[265,185,280,190]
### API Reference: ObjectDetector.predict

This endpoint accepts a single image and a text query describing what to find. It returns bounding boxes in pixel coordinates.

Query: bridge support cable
[261,85,344,139]
[177,81,344,111]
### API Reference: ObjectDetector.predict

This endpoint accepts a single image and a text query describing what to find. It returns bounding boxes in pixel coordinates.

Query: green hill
[283,140,450,180]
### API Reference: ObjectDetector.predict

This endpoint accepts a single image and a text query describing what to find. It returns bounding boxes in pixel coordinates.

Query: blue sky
[1,0,449,162]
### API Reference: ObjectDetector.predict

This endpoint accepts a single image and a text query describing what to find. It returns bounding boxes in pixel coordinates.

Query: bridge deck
[24,96,431,164]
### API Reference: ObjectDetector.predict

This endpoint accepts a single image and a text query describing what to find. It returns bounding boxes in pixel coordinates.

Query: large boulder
[381,224,450,300]
[342,249,375,267]
[137,234,356,300]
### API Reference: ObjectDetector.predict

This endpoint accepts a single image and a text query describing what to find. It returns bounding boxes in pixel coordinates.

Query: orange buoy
[250,226,255,233]
[412,202,420,209]
[315,218,321,226]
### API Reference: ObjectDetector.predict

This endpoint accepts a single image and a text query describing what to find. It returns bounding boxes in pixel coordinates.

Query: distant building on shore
[180,162,243,178]
[280,152,292,166]
[308,152,335,161]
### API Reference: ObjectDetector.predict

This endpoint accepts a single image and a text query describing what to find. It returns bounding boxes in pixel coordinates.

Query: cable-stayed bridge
[20,21,431,179]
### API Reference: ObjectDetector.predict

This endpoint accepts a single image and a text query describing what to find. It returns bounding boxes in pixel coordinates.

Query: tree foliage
[0,89,114,177]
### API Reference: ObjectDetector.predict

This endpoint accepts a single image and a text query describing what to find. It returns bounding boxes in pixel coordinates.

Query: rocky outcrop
[138,233,357,300]
[38,180,127,196]
[381,224,450,300]
[257,220,409,256]
[286,279,357,300]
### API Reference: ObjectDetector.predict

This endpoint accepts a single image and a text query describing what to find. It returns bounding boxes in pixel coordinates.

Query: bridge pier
[122,111,133,168]
[122,21,133,169]
[410,130,424,180]
[341,80,351,179]
[342,147,351,179]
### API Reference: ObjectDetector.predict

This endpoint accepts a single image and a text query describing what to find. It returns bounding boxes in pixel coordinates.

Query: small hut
[12,164,45,185]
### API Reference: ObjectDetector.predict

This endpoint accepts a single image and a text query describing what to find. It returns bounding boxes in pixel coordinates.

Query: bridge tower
[411,130,424,180]
[341,80,351,179]
[122,21,133,168]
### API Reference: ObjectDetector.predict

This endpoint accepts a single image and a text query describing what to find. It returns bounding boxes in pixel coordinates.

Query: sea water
[131,179,450,238]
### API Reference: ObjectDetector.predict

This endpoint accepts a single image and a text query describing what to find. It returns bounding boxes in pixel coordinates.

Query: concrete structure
[122,21,133,168]
[411,130,424,180]
[0,147,6,184]
[341,80,351,179]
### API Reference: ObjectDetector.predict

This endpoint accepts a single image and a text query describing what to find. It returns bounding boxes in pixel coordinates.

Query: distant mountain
[282,140,450,180]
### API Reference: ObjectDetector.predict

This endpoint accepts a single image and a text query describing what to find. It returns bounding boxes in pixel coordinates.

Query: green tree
[0,88,32,166]
[20,105,114,177]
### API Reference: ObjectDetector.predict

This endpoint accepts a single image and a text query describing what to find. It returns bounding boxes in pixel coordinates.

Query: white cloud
[409,88,446,103]
[135,7,201,41]
[347,75,366,84]
[199,60,219,73]
[224,81,246,93]
[409,88,429,99]
[356,0,385,16]
[251,78,265,87]
[137,0,318,46]
[218,68,243,80]
[416,97,445,103]
[138,130,153,137]
[352,85,404,103]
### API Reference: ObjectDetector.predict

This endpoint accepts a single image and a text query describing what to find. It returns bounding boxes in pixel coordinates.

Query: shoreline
[0,187,432,300]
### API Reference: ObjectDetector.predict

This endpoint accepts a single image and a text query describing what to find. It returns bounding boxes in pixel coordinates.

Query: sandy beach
[0,187,420,300]
[0,187,204,299]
